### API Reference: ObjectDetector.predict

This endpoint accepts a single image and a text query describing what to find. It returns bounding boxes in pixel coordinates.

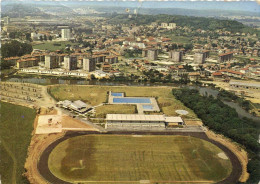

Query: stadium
[38,131,242,184]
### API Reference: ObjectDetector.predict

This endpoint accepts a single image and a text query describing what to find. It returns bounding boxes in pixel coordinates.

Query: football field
[48,135,232,183]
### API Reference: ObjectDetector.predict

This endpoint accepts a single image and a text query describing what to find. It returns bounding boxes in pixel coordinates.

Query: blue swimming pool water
[113,98,151,104]
[111,92,123,97]
[142,105,153,110]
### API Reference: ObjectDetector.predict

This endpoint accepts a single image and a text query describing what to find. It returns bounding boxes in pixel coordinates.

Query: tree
[48,35,53,41]
[1,40,33,59]
[44,35,47,41]
[39,36,43,41]
[184,43,193,51]
[9,32,16,39]
[25,33,32,41]
[90,74,96,80]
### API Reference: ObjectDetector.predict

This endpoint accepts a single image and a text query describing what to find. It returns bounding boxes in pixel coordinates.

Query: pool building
[108,91,160,113]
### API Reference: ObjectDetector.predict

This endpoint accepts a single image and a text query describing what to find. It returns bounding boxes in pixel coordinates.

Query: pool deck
[108,91,160,114]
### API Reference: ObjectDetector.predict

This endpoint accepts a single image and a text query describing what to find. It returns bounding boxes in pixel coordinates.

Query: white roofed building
[106,114,184,129]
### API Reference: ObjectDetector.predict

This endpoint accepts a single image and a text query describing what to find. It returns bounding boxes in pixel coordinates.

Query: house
[188,72,200,80]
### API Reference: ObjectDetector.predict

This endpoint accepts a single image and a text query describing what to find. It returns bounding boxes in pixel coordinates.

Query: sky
[2,0,260,13]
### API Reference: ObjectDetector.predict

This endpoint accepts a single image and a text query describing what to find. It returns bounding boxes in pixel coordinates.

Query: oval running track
[38,131,242,184]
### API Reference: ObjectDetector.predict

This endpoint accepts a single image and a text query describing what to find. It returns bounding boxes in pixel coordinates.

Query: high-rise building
[218,52,233,63]
[61,28,71,40]
[169,51,183,62]
[147,49,158,61]
[4,16,10,25]
[194,53,206,64]
[64,56,77,70]
[83,58,96,72]
[45,55,58,69]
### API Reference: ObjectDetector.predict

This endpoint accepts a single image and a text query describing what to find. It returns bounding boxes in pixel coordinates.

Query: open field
[33,41,78,51]
[0,102,36,184]
[48,134,232,182]
[163,33,192,44]
[117,65,143,76]
[49,85,197,118]
[95,104,136,118]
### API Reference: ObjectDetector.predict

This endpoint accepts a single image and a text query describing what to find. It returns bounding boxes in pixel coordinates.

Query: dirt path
[206,130,249,182]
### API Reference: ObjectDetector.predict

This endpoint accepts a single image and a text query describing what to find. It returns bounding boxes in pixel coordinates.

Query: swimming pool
[113,98,151,104]
[142,105,153,110]
[111,92,123,97]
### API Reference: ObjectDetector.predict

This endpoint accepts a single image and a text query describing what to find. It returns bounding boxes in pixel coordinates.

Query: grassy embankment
[0,102,36,184]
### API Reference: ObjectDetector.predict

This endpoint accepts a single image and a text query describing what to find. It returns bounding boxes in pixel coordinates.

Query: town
[1,1,260,184]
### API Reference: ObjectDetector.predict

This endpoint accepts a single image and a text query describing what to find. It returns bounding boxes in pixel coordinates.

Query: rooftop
[106,114,165,121]
[230,81,260,88]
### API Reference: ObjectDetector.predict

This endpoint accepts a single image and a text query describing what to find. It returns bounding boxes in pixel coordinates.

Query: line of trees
[172,88,260,183]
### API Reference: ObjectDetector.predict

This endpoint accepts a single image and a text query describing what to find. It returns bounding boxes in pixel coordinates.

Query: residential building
[64,56,77,71]
[83,57,96,72]
[61,28,71,40]
[4,56,20,66]
[161,23,168,28]
[16,58,38,69]
[169,51,183,62]
[102,63,112,72]
[219,52,233,62]
[4,16,10,25]
[105,56,118,64]
[147,49,158,61]
[168,23,176,29]
[45,55,58,69]
[194,53,206,64]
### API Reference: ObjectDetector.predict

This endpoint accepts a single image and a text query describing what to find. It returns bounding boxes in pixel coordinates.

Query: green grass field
[95,104,136,118]
[49,85,197,118]
[33,41,78,51]
[163,33,192,44]
[0,102,36,184]
[48,135,232,182]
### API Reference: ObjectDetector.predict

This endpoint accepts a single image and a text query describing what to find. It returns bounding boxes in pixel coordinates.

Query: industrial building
[83,57,96,72]
[106,114,184,128]
[64,56,77,71]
